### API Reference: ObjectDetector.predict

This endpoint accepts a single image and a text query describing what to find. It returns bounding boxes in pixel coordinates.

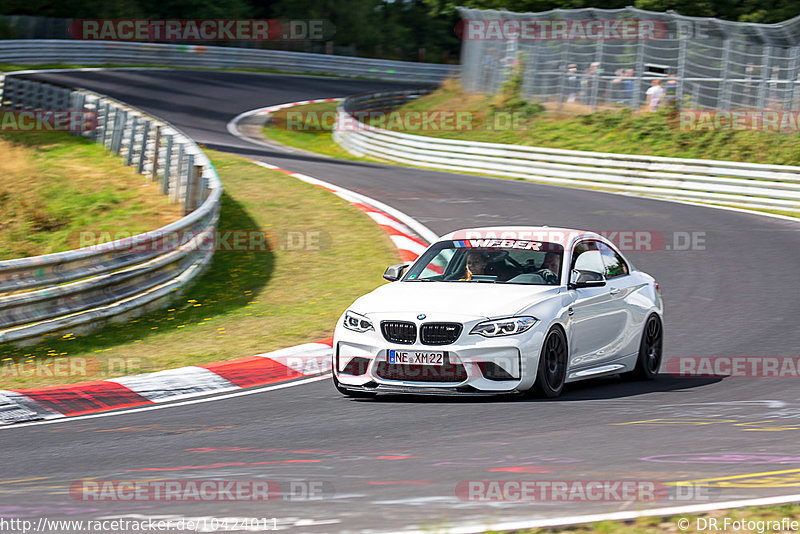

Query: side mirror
[383,263,409,282]
[569,268,607,289]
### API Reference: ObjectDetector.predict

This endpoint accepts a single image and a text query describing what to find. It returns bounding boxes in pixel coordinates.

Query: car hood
[351,281,561,320]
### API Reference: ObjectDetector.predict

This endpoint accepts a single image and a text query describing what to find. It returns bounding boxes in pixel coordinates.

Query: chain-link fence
[458,7,800,112]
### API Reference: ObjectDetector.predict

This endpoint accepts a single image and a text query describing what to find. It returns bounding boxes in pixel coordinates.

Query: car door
[597,241,639,358]
[567,240,625,368]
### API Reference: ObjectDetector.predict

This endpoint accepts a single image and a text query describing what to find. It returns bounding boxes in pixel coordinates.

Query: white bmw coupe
[333,227,663,398]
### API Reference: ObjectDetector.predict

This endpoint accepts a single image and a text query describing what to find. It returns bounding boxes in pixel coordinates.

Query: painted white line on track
[395,493,800,534]
[0,375,331,431]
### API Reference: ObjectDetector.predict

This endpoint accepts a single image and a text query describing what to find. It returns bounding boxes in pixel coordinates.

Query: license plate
[387,349,445,366]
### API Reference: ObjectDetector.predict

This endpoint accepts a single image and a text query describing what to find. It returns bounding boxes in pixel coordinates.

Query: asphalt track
[3,69,800,533]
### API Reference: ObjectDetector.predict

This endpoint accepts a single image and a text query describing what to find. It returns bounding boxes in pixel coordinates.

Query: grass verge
[0,149,399,389]
[0,130,182,260]
[263,79,800,167]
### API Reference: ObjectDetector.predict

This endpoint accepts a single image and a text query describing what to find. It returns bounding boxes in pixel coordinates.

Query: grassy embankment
[0,131,398,389]
[264,78,800,166]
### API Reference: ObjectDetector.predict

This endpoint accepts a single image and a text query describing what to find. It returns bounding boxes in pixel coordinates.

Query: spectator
[566,63,579,103]
[622,69,634,106]
[611,69,623,103]
[646,79,665,111]
[583,62,602,106]
[664,74,679,109]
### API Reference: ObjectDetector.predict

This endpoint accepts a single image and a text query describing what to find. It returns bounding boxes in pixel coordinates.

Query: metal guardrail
[334,90,800,213]
[0,74,222,345]
[0,40,458,83]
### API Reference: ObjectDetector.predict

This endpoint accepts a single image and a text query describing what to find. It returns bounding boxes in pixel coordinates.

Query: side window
[598,243,629,279]
[571,240,604,273]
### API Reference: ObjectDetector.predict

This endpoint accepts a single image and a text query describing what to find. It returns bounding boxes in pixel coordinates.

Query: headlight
[470,316,537,337]
[343,310,374,333]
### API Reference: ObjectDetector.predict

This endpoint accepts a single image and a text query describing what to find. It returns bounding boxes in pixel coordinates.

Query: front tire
[333,374,377,398]
[533,327,568,398]
[628,314,663,380]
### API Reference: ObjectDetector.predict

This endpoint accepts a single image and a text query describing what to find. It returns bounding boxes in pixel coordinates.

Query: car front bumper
[333,317,546,393]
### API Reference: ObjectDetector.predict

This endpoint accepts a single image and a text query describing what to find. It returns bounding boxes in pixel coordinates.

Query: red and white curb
[0,151,437,425]
[0,340,334,425]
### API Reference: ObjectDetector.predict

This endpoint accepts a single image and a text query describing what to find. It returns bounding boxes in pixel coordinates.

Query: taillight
[655,282,661,294]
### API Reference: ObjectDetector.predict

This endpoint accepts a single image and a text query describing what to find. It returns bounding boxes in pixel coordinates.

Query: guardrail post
[150,126,161,182]
[162,134,173,195]
[106,104,118,150]
[126,114,139,166]
[60,87,72,110]
[184,158,201,215]
[111,109,126,155]
[95,102,108,144]
[137,120,150,174]
[173,143,185,202]
[196,167,207,207]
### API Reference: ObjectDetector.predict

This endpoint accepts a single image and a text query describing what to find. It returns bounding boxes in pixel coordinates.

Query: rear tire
[333,374,377,398]
[533,327,568,398]
[627,314,663,380]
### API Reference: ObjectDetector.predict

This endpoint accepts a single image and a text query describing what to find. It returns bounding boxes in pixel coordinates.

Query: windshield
[403,239,565,285]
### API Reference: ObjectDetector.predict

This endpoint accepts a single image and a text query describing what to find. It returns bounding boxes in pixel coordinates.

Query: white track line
[396,493,800,534]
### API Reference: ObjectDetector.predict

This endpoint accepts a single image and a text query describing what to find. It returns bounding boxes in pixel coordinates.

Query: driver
[461,250,490,280]
[536,252,561,284]
[461,250,516,281]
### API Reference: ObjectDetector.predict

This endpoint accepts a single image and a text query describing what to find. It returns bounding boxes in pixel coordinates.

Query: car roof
[439,226,605,246]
